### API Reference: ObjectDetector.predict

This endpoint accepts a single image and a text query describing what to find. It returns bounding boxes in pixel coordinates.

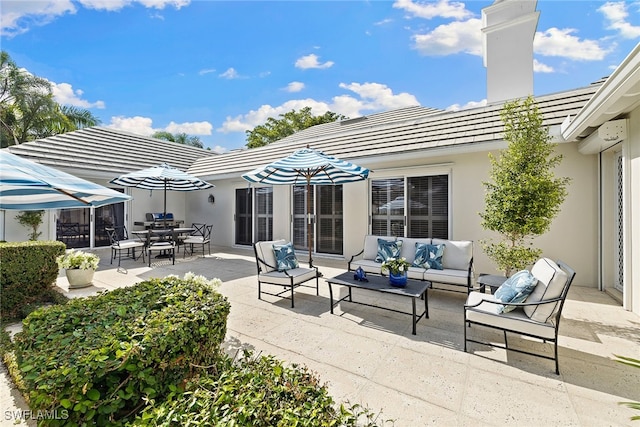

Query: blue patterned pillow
[412,243,445,270]
[374,239,402,263]
[495,270,538,313]
[272,242,299,271]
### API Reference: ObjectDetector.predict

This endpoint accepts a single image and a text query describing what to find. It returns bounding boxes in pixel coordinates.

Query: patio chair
[58,222,81,246]
[146,229,175,266]
[464,258,576,374]
[105,226,145,267]
[183,224,212,258]
[253,239,319,308]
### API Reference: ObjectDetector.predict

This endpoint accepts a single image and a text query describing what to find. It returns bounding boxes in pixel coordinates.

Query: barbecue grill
[134,213,184,229]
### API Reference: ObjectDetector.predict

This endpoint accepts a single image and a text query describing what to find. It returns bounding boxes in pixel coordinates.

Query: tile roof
[4,127,214,179]
[189,83,601,179]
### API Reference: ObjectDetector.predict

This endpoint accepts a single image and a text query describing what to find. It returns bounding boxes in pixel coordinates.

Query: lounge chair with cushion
[463,258,576,374]
[253,239,319,308]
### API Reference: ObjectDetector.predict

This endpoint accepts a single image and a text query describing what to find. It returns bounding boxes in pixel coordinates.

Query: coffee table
[326,271,430,335]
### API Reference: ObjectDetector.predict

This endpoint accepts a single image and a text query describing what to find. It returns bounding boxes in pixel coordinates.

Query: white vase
[65,268,95,289]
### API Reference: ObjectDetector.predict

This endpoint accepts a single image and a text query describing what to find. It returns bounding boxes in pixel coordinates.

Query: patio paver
[2,246,639,426]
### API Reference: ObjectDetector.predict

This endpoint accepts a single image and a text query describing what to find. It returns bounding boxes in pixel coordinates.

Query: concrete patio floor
[3,245,640,426]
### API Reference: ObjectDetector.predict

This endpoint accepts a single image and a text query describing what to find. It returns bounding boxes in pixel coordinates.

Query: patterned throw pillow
[272,242,299,271]
[494,270,539,313]
[374,239,402,263]
[412,243,445,270]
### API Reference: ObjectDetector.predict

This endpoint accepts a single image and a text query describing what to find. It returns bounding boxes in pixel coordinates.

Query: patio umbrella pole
[306,177,313,268]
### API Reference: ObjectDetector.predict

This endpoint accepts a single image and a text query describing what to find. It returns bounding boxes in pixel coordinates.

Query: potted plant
[56,249,100,288]
[381,257,412,287]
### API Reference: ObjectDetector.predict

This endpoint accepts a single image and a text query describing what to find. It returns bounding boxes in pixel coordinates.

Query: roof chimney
[482,0,539,104]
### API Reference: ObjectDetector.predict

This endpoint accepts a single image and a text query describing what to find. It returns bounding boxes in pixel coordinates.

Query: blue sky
[2,1,639,153]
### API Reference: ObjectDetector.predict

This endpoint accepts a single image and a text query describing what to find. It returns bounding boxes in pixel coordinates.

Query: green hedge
[0,240,66,321]
[13,274,230,426]
[131,350,389,427]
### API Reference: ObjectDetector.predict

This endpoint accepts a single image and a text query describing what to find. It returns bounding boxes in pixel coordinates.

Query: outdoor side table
[477,274,507,294]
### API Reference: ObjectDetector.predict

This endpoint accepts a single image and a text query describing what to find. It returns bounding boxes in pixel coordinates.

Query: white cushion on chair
[465,291,556,340]
[255,239,286,273]
[525,258,569,323]
[259,267,317,285]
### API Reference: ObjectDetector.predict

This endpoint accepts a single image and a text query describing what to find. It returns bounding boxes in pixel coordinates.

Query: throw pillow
[412,243,445,270]
[494,270,539,313]
[374,239,402,263]
[272,242,299,271]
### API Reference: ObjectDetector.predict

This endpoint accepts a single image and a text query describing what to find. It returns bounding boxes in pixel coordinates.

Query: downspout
[598,152,603,292]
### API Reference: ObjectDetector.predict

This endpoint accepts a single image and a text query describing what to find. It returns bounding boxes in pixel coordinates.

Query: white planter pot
[65,269,95,289]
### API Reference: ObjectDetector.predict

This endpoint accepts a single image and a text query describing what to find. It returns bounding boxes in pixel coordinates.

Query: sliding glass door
[371,175,449,238]
[292,184,343,255]
[235,187,273,246]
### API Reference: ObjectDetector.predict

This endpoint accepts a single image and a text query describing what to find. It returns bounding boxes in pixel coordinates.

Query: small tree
[480,96,570,276]
[15,210,44,241]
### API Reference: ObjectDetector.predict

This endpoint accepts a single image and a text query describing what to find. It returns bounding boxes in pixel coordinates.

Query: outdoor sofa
[348,235,475,294]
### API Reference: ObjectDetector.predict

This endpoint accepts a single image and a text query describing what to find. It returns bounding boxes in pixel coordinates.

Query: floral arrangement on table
[56,249,100,271]
[380,257,412,275]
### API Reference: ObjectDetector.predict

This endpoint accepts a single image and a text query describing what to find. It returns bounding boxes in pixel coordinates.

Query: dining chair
[105,226,146,267]
[146,229,175,266]
[183,224,212,258]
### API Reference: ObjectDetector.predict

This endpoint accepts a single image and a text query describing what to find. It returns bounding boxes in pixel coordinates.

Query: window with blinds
[235,188,252,245]
[255,187,273,242]
[235,187,273,246]
[371,175,449,238]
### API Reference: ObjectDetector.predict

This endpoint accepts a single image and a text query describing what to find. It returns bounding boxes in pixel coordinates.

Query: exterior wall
[626,107,640,314]
[194,143,599,289]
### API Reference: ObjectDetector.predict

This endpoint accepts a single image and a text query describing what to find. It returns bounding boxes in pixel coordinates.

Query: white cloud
[1,0,76,37]
[219,68,240,79]
[1,0,188,36]
[533,59,554,73]
[108,116,155,135]
[107,116,213,137]
[534,28,608,61]
[217,82,419,133]
[165,120,212,135]
[284,81,305,93]
[294,54,334,70]
[412,18,482,56]
[50,82,106,109]
[199,68,216,75]
[393,0,473,20]
[445,98,486,112]
[598,1,640,39]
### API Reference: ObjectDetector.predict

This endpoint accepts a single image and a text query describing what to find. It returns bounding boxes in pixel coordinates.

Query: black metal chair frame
[463,260,576,374]
[183,224,212,258]
[253,242,319,308]
[146,229,176,267]
[105,226,145,267]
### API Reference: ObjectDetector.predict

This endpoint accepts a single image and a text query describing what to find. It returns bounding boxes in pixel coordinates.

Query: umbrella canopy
[242,147,369,267]
[0,151,132,210]
[109,163,214,229]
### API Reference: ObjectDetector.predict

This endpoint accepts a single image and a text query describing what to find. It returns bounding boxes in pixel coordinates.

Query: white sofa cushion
[465,291,556,340]
[363,235,395,260]
[524,258,569,323]
[432,239,473,271]
[424,268,470,286]
[255,239,286,273]
[350,259,383,275]
[397,237,430,264]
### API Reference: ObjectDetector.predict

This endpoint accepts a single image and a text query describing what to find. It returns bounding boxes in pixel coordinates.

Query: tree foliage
[245,106,347,148]
[480,96,570,275]
[0,51,100,147]
[152,131,204,148]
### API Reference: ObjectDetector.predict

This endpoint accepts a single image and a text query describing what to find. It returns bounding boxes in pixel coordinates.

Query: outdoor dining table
[132,228,195,258]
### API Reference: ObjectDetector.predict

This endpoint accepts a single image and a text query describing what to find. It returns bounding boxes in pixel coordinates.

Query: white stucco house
[1,1,638,316]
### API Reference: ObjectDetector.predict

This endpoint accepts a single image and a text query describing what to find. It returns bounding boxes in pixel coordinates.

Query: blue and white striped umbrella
[242,147,369,267]
[110,163,214,228]
[0,151,132,210]
[242,147,369,186]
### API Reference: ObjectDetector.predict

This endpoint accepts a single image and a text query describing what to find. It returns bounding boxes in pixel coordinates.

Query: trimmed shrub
[0,240,66,321]
[13,274,229,426]
[131,350,389,426]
